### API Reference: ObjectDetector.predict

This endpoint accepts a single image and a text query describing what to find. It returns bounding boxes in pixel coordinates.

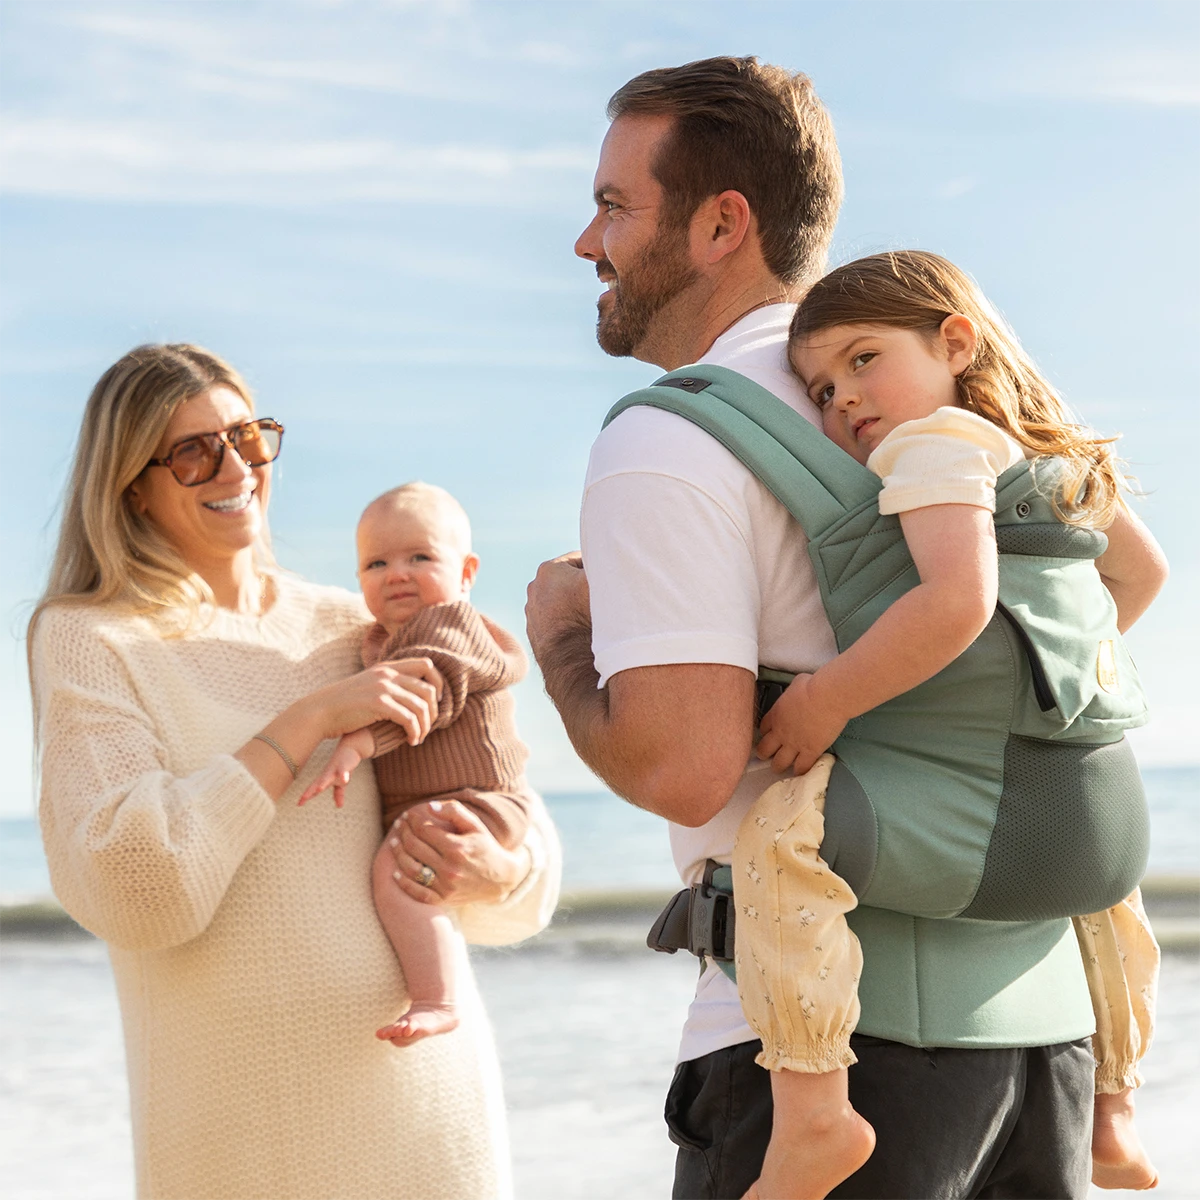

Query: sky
[1,0,1197,816]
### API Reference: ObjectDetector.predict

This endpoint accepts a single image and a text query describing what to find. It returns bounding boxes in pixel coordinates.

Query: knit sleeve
[455,789,562,946]
[32,606,277,951]
[364,603,527,755]
[866,406,1026,515]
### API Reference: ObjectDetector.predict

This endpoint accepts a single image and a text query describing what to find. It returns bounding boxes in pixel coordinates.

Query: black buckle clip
[646,860,736,963]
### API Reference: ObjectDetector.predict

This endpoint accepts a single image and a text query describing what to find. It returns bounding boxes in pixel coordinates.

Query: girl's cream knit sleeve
[456,790,562,946]
[32,606,277,950]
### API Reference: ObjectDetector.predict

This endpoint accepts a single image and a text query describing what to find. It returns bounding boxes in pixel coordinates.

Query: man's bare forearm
[535,614,617,784]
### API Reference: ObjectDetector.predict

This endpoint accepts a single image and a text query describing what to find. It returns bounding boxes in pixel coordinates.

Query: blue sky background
[1,0,1197,815]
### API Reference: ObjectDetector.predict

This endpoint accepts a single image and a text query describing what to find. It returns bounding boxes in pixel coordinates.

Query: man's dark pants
[666,1034,1094,1199]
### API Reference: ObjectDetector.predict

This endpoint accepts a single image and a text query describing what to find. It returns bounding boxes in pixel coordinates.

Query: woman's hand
[385,800,531,908]
[306,657,443,745]
[236,657,444,802]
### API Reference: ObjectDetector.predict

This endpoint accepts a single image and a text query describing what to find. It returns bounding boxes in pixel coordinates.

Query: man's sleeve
[581,470,761,688]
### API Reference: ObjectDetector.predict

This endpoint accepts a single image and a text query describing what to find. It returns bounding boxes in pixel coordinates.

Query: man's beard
[595,223,699,358]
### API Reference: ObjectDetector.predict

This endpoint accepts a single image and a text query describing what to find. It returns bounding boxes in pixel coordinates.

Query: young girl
[739,251,1166,1198]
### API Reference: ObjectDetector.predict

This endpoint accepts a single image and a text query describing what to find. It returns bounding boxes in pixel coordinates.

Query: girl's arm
[1094,504,1169,633]
[758,503,996,774]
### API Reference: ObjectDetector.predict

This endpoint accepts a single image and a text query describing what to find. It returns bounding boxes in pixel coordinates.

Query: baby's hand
[299,730,372,808]
[755,672,847,776]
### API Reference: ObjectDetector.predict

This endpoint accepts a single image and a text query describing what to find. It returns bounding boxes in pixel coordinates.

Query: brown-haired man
[526,56,1095,1199]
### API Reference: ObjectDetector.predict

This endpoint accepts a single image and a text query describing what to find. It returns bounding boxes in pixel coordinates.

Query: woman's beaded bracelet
[252,733,299,779]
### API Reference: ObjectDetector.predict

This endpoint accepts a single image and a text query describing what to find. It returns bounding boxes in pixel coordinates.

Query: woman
[29,344,561,1200]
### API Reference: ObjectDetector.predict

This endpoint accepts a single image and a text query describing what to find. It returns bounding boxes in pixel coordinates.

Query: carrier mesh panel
[820,760,878,898]
[995,523,1107,559]
[961,735,1149,920]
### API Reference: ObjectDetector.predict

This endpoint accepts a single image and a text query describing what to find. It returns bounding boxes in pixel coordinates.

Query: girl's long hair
[791,250,1126,526]
[29,343,275,650]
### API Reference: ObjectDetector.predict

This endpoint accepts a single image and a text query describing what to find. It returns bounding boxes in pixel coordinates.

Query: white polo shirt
[580,304,839,1063]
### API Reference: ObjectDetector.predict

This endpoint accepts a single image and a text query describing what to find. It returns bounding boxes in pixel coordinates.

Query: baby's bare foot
[1092,1088,1158,1191]
[376,1002,458,1047]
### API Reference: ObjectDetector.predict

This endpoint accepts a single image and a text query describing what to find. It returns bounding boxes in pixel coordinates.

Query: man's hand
[756,672,847,776]
[525,551,589,662]
[526,551,754,825]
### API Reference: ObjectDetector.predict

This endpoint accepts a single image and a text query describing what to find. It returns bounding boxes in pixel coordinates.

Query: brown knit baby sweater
[364,600,531,849]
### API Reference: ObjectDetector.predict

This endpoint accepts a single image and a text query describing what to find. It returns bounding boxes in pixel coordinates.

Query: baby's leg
[734,757,875,1198]
[1073,891,1160,1190]
[371,840,459,1045]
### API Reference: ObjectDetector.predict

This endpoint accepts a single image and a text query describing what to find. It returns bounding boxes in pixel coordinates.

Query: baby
[302,482,534,1044]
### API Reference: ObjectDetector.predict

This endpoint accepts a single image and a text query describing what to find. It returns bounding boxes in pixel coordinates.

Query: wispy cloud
[0,116,593,205]
[971,46,1200,108]
[936,176,978,200]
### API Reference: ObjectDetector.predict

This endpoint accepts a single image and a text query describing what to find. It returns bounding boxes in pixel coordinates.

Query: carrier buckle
[646,860,736,963]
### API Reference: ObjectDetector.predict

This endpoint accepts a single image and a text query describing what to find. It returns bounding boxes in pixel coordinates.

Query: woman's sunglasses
[145,419,285,487]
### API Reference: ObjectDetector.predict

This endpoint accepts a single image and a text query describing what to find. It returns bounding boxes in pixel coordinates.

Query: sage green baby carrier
[606,364,1151,1047]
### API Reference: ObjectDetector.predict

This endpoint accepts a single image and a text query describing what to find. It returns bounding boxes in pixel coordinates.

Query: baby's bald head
[360,482,473,556]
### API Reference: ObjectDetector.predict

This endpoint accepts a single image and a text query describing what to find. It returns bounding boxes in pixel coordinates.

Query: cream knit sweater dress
[33,575,561,1200]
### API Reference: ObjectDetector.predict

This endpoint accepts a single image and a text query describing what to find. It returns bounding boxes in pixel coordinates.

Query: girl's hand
[755,673,847,776]
[385,800,530,908]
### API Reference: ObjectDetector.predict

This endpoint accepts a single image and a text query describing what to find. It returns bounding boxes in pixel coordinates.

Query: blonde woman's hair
[30,343,274,645]
[791,251,1126,526]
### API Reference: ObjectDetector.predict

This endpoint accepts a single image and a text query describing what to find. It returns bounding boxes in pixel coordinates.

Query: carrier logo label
[1097,640,1120,694]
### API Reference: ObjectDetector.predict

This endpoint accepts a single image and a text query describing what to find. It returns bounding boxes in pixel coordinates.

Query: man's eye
[852,352,875,369]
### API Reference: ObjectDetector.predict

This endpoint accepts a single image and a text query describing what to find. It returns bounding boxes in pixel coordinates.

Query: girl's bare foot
[376,1002,458,1046]
[1092,1088,1158,1190]
[761,1068,876,1198]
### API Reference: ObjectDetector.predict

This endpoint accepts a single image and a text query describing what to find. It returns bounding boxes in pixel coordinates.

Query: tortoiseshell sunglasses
[144,418,284,486]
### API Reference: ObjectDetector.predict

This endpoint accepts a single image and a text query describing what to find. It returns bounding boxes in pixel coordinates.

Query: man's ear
[461,553,480,592]
[940,314,978,375]
[695,189,753,265]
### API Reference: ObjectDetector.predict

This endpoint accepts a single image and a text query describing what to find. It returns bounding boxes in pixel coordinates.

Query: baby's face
[790,322,965,464]
[357,502,479,632]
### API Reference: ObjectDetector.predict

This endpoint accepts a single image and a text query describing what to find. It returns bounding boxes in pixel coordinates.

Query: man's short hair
[607,56,842,287]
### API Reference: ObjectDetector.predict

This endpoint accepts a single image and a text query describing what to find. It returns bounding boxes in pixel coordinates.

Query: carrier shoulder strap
[602,363,880,542]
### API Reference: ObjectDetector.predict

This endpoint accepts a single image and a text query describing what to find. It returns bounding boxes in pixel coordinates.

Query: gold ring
[417,864,436,887]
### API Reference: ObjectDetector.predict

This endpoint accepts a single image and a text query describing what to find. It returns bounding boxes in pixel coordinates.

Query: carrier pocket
[998,557,1149,738]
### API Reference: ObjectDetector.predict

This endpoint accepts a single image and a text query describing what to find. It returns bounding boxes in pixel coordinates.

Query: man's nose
[575,212,603,262]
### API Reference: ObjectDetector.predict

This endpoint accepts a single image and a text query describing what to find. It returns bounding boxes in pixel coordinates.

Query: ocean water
[3,767,1198,900]
[3,772,1197,1198]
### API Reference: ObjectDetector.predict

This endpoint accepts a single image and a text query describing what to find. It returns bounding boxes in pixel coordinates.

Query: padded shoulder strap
[602,363,880,542]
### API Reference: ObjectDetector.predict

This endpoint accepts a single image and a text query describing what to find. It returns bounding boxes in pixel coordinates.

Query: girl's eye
[815,384,835,408]
[851,352,876,369]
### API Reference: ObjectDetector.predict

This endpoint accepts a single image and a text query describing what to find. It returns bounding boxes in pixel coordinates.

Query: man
[525,57,1095,1198]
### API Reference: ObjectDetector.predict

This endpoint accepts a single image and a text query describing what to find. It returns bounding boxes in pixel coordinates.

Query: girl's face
[790,316,977,464]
